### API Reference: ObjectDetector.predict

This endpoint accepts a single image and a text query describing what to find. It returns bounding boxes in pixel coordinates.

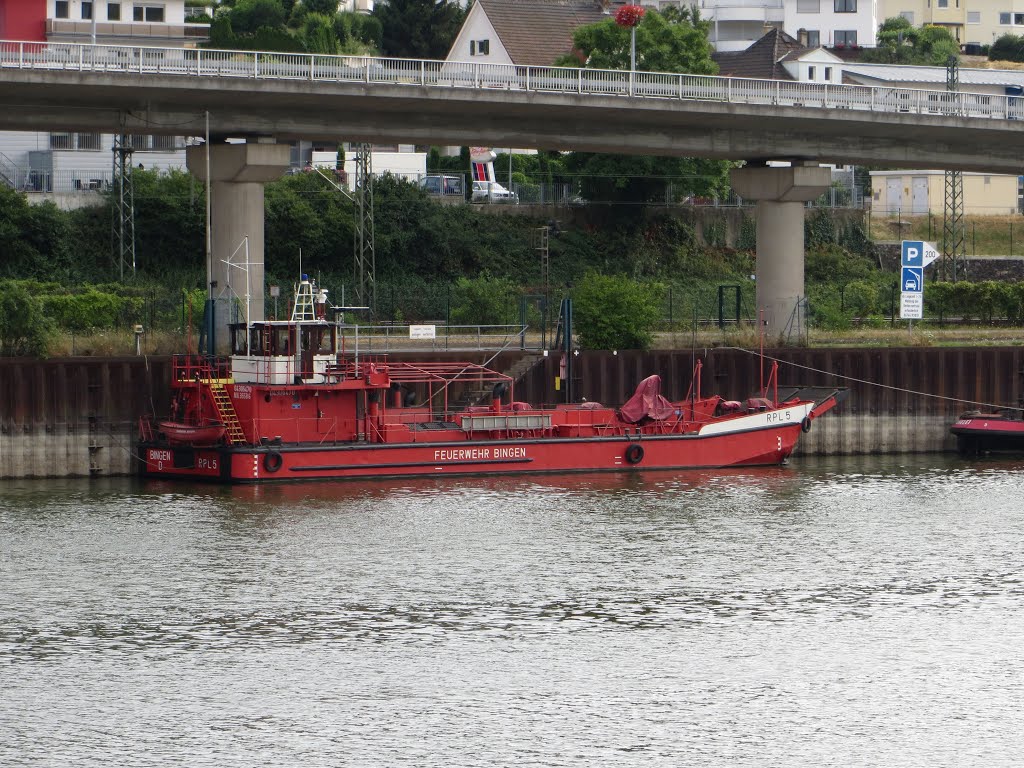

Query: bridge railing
[2,39,1021,122]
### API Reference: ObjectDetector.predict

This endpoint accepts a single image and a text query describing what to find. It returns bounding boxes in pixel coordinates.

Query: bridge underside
[1,71,1023,173]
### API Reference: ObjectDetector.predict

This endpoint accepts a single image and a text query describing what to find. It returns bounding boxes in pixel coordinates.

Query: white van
[472,180,519,204]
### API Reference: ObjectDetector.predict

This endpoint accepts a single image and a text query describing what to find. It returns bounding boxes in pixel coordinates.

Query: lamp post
[615,5,646,96]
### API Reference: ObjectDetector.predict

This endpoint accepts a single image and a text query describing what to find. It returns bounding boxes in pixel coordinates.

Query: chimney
[798,28,808,46]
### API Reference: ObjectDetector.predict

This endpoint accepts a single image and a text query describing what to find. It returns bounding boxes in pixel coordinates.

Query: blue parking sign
[902,267,923,293]
[902,241,924,267]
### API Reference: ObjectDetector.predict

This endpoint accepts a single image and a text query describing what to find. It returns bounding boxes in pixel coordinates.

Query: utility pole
[111,133,136,280]
[352,143,375,313]
[942,55,965,282]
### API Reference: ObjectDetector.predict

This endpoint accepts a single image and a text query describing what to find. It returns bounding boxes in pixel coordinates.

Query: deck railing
[1,39,1021,121]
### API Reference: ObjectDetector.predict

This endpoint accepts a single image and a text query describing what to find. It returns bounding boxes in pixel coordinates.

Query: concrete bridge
[3,40,1022,341]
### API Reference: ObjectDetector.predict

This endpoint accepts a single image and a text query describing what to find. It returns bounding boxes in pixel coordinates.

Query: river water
[2,455,1023,767]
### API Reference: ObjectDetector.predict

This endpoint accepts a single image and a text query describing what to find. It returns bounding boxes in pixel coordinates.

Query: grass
[658,324,1024,349]
[869,214,1024,257]
[53,329,190,357]
[51,323,1024,357]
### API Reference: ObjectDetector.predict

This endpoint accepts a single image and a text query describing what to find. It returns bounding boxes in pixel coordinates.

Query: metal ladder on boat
[208,382,247,445]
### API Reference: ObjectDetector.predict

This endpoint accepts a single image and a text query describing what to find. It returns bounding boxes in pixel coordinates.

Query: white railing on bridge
[2,39,1022,122]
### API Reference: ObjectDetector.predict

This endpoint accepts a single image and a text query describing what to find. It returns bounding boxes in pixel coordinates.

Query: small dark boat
[951,409,1024,455]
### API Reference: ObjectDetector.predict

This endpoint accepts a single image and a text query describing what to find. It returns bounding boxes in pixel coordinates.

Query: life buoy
[801,417,812,434]
[263,451,283,473]
[624,443,644,464]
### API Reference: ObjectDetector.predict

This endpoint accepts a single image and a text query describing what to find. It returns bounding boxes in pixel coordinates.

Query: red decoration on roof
[614,5,646,28]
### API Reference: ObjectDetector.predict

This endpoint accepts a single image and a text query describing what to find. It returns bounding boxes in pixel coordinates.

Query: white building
[0,1,208,207]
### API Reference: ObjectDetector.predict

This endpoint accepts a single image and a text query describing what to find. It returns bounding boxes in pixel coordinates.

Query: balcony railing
[45,20,210,40]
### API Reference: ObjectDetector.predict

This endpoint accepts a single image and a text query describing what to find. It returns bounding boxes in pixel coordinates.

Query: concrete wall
[2,347,1021,478]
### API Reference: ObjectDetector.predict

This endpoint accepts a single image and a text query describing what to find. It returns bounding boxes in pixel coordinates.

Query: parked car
[420,174,464,196]
[472,180,519,204]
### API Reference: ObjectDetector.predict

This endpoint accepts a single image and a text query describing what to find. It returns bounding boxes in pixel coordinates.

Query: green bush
[572,273,662,350]
[450,274,519,325]
[42,289,142,332]
[990,34,1024,62]
[843,279,880,320]
[0,281,55,357]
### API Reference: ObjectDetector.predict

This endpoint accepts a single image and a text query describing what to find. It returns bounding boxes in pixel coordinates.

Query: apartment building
[878,0,1024,48]
[0,1,208,206]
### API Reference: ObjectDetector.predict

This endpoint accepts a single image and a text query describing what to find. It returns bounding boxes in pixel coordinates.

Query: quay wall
[0,347,1021,479]
[517,346,1023,458]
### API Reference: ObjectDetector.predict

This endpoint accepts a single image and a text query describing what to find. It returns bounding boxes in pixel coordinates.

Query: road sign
[900,241,938,320]
[901,240,940,268]
[900,293,923,320]
[901,267,923,293]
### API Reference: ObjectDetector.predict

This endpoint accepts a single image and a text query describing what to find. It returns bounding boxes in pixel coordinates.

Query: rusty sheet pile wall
[1,348,1021,478]
[0,357,170,479]
[521,347,1024,457]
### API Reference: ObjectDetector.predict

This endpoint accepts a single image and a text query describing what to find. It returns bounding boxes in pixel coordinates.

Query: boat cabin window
[229,323,336,356]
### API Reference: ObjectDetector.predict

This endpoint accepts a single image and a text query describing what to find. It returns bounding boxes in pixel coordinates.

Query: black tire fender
[624,443,644,465]
[264,451,283,473]
[801,416,812,434]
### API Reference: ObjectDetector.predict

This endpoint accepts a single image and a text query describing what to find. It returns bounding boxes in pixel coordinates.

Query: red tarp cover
[619,375,677,423]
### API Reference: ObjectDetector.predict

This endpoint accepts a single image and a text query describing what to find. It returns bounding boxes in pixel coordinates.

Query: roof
[712,28,810,80]
[842,62,1024,88]
[476,0,610,66]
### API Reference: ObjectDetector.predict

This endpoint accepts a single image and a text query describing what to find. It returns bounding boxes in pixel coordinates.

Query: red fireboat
[138,278,847,483]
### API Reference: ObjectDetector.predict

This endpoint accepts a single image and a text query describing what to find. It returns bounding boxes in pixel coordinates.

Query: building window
[82,1,93,20]
[808,65,816,80]
[967,11,980,23]
[900,11,915,23]
[807,30,820,46]
[796,0,819,12]
[151,135,178,151]
[834,0,856,12]
[469,39,490,56]
[938,0,948,7]
[824,66,832,80]
[1017,13,1024,25]
[835,30,858,45]
[50,133,73,150]
[985,176,991,184]
[108,2,121,21]
[55,1,70,19]
[77,133,101,150]
[133,5,165,22]
[1000,12,1011,24]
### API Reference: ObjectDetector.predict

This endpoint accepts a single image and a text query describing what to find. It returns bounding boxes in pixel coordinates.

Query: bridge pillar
[186,141,291,353]
[730,163,831,340]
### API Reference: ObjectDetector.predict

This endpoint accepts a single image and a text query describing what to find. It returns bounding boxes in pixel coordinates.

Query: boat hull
[139,423,806,483]
[951,415,1024,455]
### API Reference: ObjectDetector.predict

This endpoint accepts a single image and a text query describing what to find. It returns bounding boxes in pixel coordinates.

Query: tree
[0,281,55,357]
[556,8,730,204]
[302,13,342,53]
[572,273,662,350]
[302,0,338,14]
[229,0,287,35]
[373,0,465,59]
[559,6,717,75]
[861,17,960,65]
